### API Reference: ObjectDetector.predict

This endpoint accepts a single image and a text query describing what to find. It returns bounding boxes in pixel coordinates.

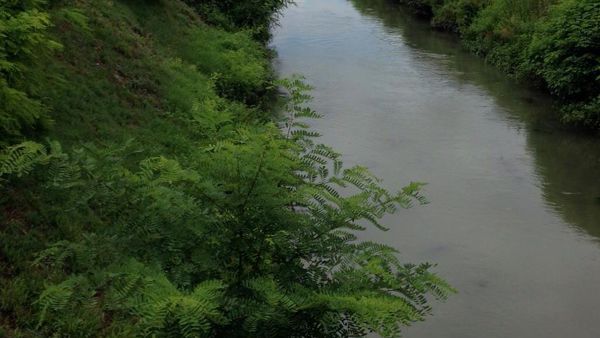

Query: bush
[0,80,452,337]
[397,0,437,17]
[516,0,600,129]
[525,0,600,100]
[396,0,600,131]
[181,28,271,104]
[184,0,292,40]
[431,0,485,33]
[561,95,600,130]
[0,0,60,145]
[464,0,549,73]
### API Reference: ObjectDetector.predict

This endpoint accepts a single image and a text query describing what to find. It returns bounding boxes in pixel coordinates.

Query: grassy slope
[40,0,270,151]
[1,0,273,334]
[2,2,456,336]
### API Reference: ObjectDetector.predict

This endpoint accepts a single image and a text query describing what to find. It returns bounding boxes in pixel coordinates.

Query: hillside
[0,1,450,336]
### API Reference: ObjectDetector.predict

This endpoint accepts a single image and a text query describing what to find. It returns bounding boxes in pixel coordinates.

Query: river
[271,0,600,337]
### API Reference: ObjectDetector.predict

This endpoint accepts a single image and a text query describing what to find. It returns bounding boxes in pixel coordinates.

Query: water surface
[272,0,600,337]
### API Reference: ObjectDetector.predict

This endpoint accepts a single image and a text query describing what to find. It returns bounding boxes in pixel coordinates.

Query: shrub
[397,0,437,17]
[523,0,600,129]
[431,0,486,33]
[181,28,271,104]
[396,0,600,130]
[183,0,292,40]
[0,0,60,145]
[526,0,599,99]
[0,80,452,337]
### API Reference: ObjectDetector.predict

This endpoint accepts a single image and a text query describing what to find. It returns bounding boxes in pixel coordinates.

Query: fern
[0,141,47,183]
[2,47,451,337]
[106,261,227,337]
[0,1,61,142]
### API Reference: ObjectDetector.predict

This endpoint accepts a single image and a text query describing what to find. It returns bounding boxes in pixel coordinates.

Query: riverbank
[0,1,274,334]
[392,0,599,132]
[0,1,449,336]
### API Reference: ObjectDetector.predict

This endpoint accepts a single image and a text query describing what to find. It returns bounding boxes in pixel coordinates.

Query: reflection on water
[349,0,600,242]
[272,0,600,337]
[532,132,600,239]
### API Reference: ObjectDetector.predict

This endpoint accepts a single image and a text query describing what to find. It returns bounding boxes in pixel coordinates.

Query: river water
[272,0,600,337]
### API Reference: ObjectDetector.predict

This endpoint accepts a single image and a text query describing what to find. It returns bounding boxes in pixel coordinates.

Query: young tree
[25,78,452,337]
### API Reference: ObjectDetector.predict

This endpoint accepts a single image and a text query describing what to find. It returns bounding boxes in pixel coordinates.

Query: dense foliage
[0,0,451,336]
[183,0,293,40]
[395,0,600,131]
[0,0,59,145]
[525,0,600,129]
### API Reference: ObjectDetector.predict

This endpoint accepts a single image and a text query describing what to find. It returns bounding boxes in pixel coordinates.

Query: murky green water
[272,0,600,337]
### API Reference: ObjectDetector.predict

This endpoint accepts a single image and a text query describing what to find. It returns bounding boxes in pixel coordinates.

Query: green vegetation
[0,0,59,146]
[0,0,451,336]
[183,0,293,41]
[394,0,600,131]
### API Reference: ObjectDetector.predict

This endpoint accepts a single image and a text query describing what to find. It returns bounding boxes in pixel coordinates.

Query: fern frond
[0,141,47,182]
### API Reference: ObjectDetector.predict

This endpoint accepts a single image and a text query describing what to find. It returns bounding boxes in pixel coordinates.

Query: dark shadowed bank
[0,0,451,337]
[391,0,600,132]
